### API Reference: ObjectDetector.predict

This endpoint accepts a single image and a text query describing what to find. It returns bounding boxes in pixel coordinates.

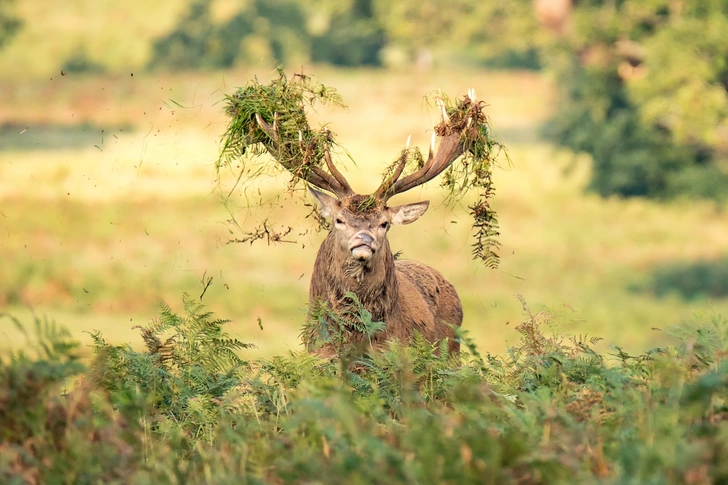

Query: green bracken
[2,296,728,483]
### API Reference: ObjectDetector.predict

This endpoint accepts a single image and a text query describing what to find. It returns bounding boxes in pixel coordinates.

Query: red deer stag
[253,90,487,356]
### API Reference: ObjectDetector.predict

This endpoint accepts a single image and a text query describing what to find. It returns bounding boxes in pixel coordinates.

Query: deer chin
[343,257,369,282]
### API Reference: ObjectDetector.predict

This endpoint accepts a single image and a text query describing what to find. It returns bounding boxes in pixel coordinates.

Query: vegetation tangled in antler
[218,69,506,267]
[398,91,508,268]
[217,68,345,191]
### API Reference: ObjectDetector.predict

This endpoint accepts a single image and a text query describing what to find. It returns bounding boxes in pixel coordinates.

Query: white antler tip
[298,130,303,142]
[437,101,450,124]
[405,134,411,149]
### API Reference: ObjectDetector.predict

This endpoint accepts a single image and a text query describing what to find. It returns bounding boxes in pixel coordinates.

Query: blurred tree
[537,0,728,200]
[149,0,310,69]
[148,0,540,70]
[61,48,107,74]
[149,0,384,68]
[148,0,728,201]
[373,0,537,68]
[0,0,21,50]
[308,0,384,66]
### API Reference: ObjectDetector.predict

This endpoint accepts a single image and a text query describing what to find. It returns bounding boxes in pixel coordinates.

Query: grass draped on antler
[435,92,508,269]
[374,91,507,268]
[217,67,345,189]
[217,70,507,267]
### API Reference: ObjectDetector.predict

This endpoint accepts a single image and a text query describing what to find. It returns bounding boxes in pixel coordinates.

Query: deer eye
[335,218,344,225]
[380,222,389,229]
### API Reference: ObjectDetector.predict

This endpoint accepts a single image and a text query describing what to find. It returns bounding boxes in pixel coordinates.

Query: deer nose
[352,232,374,247]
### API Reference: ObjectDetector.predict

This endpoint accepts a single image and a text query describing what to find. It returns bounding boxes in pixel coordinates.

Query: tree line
[149,0,728,202]
[3,0,727,201]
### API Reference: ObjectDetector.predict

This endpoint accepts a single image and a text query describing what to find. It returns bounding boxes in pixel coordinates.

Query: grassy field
[2,65,727,360]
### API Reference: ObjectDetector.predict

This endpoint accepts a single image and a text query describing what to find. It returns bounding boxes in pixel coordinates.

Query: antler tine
[255,112,353,198]
[375,92,487,202]
[377,131,461,203]
[323,144,354,197]
[436,94,450,124]
[386,133,464,197]
[256,113,278,142]
[308,164,354,198]
[373,135,412,200]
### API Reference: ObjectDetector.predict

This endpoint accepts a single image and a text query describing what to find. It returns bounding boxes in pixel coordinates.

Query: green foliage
[436,92,508,268]
[89,294,253,444]
[304,291,386,355]
[4,297,728,482]
[538,0,728,201]
[0,314,146,484]
[666,311,728,367]
[0,0,21,51]
[644,257,728,300]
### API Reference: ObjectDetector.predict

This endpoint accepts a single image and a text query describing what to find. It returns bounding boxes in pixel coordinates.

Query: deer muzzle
[349,231,376,262]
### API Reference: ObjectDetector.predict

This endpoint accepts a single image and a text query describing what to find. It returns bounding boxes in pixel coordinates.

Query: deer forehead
[337,207,389,227]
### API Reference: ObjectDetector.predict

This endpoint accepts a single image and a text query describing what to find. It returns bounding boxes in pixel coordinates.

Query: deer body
[251,88,487,355]
[307,191,462,355]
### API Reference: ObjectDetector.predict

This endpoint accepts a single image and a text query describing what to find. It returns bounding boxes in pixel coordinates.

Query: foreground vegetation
[2,296,727,483]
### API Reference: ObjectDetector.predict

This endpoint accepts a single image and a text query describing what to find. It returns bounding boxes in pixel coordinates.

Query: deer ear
[390,201,429,225]
[309,186,341,220]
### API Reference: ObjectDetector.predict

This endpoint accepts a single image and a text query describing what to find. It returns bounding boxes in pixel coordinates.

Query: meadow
[2,65,728,361]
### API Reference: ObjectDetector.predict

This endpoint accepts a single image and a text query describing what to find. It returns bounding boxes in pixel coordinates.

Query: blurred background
[1,0,727,357]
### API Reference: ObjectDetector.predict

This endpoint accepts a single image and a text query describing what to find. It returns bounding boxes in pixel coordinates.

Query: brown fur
[306,192,463,356]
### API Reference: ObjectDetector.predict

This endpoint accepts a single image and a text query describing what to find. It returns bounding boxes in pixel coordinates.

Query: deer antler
[373,135,411,200]
[374,90,483,203]
[255,114,354,198]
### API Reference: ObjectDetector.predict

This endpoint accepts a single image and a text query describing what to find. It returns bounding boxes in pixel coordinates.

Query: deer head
[250,91,483,279]
[308,187,429,275]
[220,73,502,269]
